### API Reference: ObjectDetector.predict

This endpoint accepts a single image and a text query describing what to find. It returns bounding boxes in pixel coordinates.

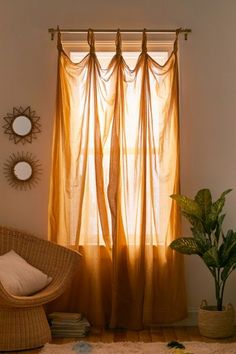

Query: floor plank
[139,329,152,342]
[186,326,202,341]
[150,327,165,342]
[126,330,140,342]
[174,326,191,341]
[162,327,176,342]
[113,328,127,342]
[101,328,114,343]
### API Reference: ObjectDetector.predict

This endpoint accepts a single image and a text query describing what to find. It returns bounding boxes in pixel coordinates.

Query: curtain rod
[48,27,192,41]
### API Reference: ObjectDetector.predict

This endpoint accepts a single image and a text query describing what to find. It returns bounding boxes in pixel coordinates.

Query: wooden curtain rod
[48,27,192,41]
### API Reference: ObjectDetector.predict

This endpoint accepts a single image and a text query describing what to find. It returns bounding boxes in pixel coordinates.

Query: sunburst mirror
[3,106,41,144]
[3,152,42,190]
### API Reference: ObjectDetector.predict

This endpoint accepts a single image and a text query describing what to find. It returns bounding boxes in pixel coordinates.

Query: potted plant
[169,188,235,338]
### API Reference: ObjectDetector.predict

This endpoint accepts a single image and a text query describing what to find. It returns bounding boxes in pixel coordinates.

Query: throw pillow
[0,250,52,296]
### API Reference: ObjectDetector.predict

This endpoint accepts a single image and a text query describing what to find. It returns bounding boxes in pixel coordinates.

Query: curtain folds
[48,30,187,329]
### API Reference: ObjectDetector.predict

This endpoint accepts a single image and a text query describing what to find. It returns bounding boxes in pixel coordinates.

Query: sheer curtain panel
[48,30,187,329]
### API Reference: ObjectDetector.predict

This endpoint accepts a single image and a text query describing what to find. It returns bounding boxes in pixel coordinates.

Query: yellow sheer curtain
[48,30,187,329]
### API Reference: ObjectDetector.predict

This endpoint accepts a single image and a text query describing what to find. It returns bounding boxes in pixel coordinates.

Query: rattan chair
[0,226,81,351]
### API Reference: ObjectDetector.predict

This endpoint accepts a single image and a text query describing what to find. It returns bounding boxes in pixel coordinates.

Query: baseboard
[153,307,198,327]
[154,306,236,327]
[171,307,198,326]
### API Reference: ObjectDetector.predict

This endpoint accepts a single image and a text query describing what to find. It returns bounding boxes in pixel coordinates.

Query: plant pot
[198,300,235,338]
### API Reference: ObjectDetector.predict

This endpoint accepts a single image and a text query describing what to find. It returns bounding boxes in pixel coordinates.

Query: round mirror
[3,106,41,144]
[14,161,32,181]
[12,115,32,136]
[4,152,42,190]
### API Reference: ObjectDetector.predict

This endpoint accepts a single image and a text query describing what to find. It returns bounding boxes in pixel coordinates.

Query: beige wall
[1,0,236,319]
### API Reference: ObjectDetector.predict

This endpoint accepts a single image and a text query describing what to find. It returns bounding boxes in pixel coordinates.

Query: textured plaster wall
[1,0,236,320]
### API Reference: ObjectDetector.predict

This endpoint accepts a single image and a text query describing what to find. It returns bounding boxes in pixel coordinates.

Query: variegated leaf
[171,194,202,220]
[208,189,232,224]
[195,189,212,218]
[219,230,236,266]
[169,237,200,255]
[202,246,219,267]
[221,253,236,281]
[191,228,211,254]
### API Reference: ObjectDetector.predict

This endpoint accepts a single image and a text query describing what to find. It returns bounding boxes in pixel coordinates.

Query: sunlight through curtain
[48,29,187,329]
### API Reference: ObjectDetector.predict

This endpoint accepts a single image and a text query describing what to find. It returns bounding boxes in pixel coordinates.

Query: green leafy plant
[169,188,236,311]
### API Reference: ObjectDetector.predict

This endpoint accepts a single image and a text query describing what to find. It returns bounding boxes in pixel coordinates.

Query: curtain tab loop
[142,29,147,54]
[87,29,95,54]
[57,25,62,51]
[115,29,122,55]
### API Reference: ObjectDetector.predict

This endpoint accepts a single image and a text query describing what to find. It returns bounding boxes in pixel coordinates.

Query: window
[61,36,176,246]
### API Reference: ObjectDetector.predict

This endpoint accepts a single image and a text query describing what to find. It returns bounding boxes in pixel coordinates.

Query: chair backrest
[0,226,81,278]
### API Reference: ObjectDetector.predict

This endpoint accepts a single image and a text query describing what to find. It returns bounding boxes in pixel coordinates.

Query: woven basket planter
[198,300,235,338]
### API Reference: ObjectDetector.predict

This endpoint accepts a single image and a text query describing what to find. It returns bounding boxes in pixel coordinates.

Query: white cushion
[0,250,52,296]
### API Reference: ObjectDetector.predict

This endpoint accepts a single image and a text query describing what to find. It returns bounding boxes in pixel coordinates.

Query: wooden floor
[10,326,236,354]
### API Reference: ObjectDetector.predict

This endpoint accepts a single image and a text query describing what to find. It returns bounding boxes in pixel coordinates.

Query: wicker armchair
[0,226,81,351]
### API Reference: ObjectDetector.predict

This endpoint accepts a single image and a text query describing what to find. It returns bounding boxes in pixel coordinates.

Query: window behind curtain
[61,35,176,247]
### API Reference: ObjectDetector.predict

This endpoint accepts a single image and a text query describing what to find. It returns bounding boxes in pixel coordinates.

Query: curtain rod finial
[183,28,192,40]
[48,28,55,41]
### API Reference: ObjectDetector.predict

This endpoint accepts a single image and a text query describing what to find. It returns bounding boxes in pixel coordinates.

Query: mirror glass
[14,161,32,181]
[12,115,32,136]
